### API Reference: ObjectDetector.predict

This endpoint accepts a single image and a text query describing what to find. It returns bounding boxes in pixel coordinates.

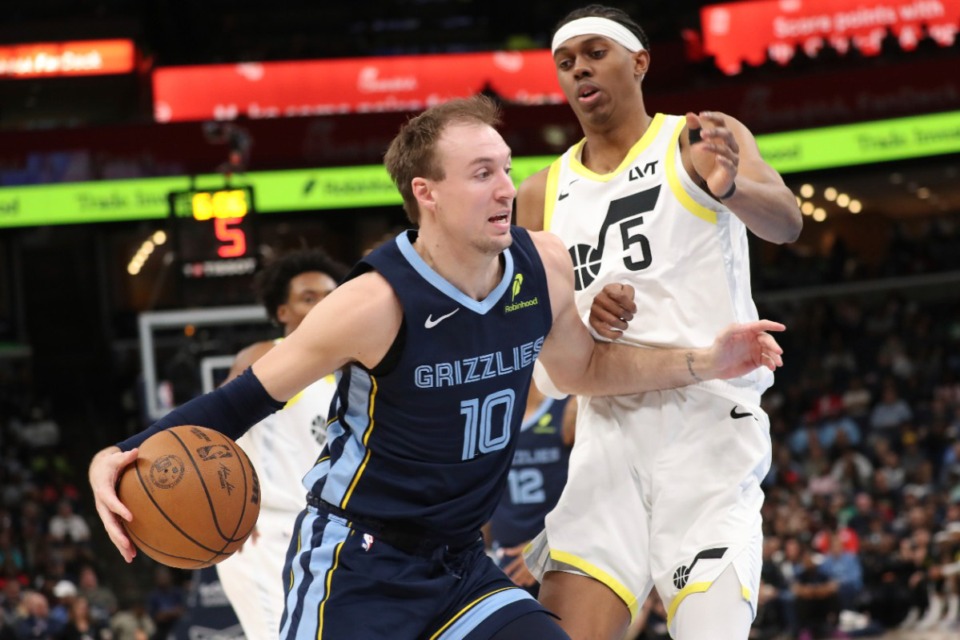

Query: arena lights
[127,231,166,276]
[794,184,865,219]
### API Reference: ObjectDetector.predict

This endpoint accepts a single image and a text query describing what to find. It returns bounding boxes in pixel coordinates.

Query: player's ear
[412,177,436,214]
[634,49,650,79]
[276,304,291,325]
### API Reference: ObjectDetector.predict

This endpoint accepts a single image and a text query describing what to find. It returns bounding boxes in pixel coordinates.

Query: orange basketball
[117,425,260,569]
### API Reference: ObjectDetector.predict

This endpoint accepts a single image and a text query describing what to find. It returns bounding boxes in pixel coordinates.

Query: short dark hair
[553,4,650,52]
[253,248,349,323]
[384,95,502,224]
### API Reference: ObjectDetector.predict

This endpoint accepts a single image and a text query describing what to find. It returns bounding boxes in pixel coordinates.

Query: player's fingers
[753,320,786,333]
[761,351,783,370]
[757,332,784,354]
[702,127,740,155]
[596,284,636,315]
[589,315,627,340]
[96,502,135,562]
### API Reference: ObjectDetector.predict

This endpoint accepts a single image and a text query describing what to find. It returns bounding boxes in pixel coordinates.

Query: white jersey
[543,112,772,396]
[235,373,336,514]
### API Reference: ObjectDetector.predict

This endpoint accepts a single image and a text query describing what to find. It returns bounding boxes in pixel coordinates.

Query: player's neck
[412,232,504,301]
[580,110,653,174]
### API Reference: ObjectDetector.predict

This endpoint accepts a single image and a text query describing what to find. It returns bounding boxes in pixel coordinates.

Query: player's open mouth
[578,84,600,102]
[489,213,510,223]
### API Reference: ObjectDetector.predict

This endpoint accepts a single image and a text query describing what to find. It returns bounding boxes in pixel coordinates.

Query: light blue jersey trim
[280,513,350,640]
[395,232,514,314]
[434,588,536,640]
[320,368,374,507]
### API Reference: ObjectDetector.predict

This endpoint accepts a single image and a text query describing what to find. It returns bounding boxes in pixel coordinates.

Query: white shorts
[216,509,298,640]
[525,381,770,627]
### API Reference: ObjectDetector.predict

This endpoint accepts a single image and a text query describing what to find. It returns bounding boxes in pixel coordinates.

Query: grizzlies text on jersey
[304,227,553,541]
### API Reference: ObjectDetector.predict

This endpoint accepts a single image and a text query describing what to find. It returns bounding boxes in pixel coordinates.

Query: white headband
[551,17,644,54]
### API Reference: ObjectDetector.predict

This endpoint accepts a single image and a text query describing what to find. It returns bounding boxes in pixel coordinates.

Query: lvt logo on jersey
[505,272,538,313]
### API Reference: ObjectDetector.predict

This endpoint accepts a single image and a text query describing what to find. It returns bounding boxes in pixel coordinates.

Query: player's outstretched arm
[88,272,401,563]
[251,271,401,401]
[685,111,802,244]
[532,231,784,397]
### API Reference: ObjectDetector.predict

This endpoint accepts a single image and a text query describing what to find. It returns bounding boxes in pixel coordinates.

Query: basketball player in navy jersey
[215,248,347,640]
[90,95,786,640]
[516,6,803,640]
[486,381,575,597]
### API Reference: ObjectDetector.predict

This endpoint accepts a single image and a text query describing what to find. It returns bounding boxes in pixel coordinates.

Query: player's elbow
[781,213,803,244]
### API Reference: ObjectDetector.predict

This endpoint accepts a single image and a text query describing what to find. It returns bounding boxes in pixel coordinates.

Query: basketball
[116,425,261,569]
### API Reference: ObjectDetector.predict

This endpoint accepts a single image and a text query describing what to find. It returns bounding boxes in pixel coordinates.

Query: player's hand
[686,111,739,200]
[708,320,785,379]
[589,283,637,340]
[88,446,140,563]
[498,544,538,588]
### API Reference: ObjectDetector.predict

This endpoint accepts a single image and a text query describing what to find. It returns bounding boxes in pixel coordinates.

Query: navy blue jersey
[489,396,572,548]
[304,227,553,541]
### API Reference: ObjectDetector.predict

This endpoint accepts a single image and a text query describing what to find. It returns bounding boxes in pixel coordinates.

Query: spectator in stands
[75,567,115,628]
[791,547,839,640]
[869,380,913,436]
[56,596,106,640]
[47,580,76,635]
[145,567,184,640]
[46,503,88,548]
[818,532,864,612]
[15,590,53,640]
[754,535,796,639]
[109,596,155,640]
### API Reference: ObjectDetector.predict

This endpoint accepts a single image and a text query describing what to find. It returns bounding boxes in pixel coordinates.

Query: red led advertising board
[0,39,135,78]
[702,0,960,74]
[152,50,564,122]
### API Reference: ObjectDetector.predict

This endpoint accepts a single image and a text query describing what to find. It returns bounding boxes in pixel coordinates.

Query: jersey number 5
[568,186,659,290]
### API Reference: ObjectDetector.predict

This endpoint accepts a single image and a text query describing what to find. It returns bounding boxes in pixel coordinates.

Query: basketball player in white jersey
[215,248,348,640]
[517,6,802,640]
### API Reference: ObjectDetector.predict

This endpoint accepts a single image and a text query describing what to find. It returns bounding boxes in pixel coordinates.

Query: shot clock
[168,186,258,278]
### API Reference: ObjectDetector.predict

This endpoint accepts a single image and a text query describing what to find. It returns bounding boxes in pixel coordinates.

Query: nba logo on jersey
[362,533,375,552]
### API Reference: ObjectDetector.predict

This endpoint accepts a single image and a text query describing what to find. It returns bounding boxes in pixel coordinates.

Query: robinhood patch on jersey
[505,272,539,313]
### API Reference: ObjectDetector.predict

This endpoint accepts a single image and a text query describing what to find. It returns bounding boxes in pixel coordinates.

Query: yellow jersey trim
[549,549,640,620]
[340,375,377,509]
[428,587,516,639]
[543,158,562,231]
[317,540,345,638]
[665,119,717,225]
[569,113,667,182]
[666,580,751,627]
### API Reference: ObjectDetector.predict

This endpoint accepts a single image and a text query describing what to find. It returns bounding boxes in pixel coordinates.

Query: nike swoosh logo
[425,308,459,329]
[730,406,753,420]
[558,192,570,200]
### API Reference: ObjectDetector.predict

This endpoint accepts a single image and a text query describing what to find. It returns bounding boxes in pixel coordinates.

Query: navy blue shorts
[279,506,545,639]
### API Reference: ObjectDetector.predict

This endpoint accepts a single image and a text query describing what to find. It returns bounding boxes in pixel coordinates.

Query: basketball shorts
[525,381,770,630]
[280,506,546,639]
[217,508,297,640]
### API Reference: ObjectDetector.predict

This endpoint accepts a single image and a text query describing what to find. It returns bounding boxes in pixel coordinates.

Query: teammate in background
[485,382,576,597]
[90,95,786,640]
[215,248,348,640]
[516,6,803,640]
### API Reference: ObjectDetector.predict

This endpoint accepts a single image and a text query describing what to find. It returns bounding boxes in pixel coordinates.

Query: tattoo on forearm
[686,352,704,383]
